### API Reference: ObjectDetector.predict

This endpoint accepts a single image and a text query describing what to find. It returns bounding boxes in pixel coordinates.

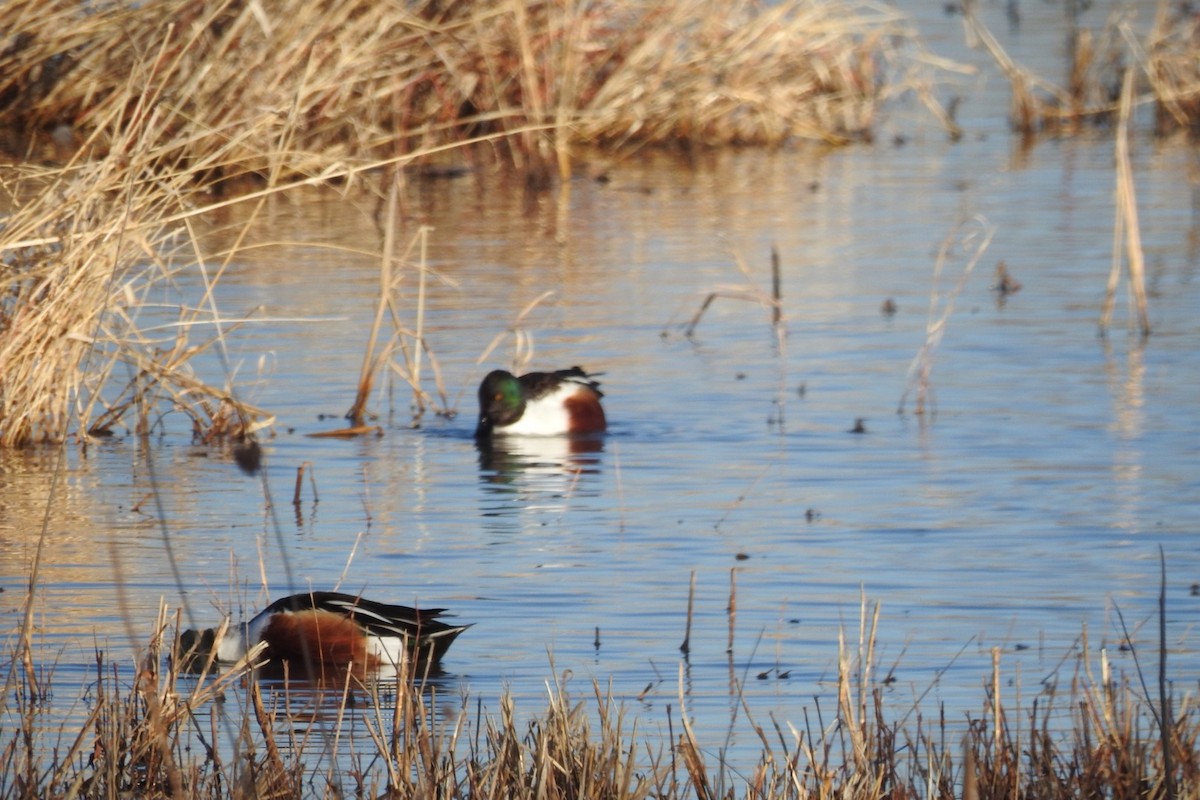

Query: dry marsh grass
[964,1,1200,137]
[0,0,918,177]
[3,601,1196,800]
[1,0,924,448]
[0,150,274,447]
[1146,2,1200,136]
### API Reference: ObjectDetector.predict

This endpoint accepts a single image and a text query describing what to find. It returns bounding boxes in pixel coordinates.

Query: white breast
[498,384,575,435]
[367,635,408,671]
[215,621,252,662]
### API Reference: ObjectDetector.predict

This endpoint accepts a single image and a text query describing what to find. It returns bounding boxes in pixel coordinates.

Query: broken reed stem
[1101,68,1151,337]
[991,646,1002,769]
[682,246,787,339]
[898,218,994,418]
[293,463,307,506]
[770,245,782,327]
[1159,547,1177,800]
[410,226,430,423]
[348,175,400,426]
[681,570,696,654]
[684,294,718,338]
[726,568,737,656]
[961,3,1054,134]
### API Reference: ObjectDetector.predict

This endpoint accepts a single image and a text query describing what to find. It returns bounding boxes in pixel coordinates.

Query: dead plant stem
[1101,68,1151,337]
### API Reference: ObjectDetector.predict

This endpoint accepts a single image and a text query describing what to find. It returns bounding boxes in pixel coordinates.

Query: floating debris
[994,260,1022,295]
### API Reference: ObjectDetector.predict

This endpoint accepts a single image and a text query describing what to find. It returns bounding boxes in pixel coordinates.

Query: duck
[177,591,470,676]
[475,367,606,438]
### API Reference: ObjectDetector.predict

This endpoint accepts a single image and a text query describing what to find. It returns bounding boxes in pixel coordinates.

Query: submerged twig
[673,245,786,339]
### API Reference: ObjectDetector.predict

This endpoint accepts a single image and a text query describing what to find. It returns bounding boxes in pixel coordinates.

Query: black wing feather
[518,367,603,401]
[264,591,467,640]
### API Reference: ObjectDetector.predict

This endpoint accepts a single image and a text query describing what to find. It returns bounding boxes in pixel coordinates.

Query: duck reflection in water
[477,431,605,486]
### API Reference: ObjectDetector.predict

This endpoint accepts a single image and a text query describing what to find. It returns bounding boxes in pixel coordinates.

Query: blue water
[3,0,1199,786]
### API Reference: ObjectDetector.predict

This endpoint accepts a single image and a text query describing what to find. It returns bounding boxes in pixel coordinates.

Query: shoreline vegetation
[0,0,922,449]
[0,0,1194,446]
[3,598,1197,799]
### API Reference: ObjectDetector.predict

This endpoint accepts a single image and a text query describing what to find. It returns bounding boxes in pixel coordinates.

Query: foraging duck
[475,367,606,438]
[178,591,470,675]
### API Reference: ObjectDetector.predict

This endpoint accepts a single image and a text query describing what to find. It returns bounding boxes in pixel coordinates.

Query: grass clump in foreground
[2,605,1197,800]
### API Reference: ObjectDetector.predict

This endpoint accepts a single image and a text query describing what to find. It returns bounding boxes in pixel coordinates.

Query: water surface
[3,0,1199,781]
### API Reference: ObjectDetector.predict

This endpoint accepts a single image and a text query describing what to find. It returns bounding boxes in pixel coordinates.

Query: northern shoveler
[178,591,470,676]
[475,367,606,438]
